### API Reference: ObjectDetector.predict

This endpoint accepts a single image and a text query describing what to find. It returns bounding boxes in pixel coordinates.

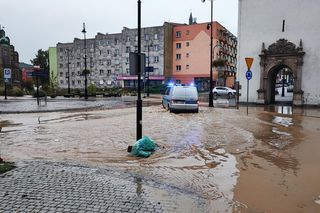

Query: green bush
[88,83,97,96]
[32,90,46,97]
[8,86,24,97]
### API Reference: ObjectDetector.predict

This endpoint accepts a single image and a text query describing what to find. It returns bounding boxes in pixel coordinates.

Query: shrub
[88,83,97,96]
[8,86,24,97]
[32,90,46,97]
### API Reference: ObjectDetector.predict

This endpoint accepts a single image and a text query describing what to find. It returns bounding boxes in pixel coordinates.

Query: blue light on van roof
[168,82,174,87]
[190,82,194,87]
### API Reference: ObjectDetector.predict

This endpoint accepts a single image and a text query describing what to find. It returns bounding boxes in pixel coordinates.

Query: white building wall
[237,0,320,105]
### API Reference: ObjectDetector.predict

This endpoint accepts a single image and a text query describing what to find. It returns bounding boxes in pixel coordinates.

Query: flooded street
[1,105,320,212]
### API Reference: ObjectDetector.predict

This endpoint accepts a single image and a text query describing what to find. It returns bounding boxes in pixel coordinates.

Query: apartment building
[171,21,237,91]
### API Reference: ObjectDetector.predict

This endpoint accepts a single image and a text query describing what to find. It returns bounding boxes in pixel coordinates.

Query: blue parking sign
[246,70,252,80]
[4,68,11,79]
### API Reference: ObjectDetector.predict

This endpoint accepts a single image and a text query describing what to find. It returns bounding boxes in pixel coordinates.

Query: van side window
[165,88,171,95]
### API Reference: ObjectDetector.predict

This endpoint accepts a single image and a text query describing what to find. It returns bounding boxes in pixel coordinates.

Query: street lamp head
[81,23,86,34]
[201,0,206,2]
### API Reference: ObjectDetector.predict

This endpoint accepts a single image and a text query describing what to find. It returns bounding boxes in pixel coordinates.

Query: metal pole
[67,49,71,94]
[246,79,249,115]
[147,44,150,97]
[37,76,40,106]
[4,81,7,100]
[209,0,214,107]
[136,0,142,140]
[82,23,88,100]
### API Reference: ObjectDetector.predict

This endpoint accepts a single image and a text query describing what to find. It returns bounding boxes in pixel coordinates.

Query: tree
[30,49,49,86]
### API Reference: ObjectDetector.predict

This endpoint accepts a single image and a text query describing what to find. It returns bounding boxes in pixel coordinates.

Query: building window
[115,39,119,45]
[99,69,104,75]
[71,72,75,76]
[115,49,119,55]
[145,34,149,40]
[78,80,81,84]
[127,36,130,42]
[186,42,190,47]
[126,47,130,53]
[186,65,189,69]
[126,68,129,74]
[59,72,63,77]
[107,50,111,55]
[176,54,181,60]
[72,80,75,85]
[176,31,181,38]
[153,45,159,51]
[154,34,158,40]
[99,60,103,65]
[60,80,64,84]
[77,71,81,76]
[59,64,63,68]
[154,56,159,63]
[107,70,111,75]
[106,40,110,45]
[176,65,181,71]
[77,62,80,67]
[186,53,190,58]
[107,60,111,66]
[176,43,181,49]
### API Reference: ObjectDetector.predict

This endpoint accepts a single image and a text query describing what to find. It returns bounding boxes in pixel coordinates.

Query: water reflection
[264,105,293,115]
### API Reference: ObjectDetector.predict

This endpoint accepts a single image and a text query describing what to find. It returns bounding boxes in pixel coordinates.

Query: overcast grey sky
[1,0,238,63]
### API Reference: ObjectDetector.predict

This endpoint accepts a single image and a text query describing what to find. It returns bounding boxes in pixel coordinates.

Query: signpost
[245,58,254,116]
[3,68,11,100]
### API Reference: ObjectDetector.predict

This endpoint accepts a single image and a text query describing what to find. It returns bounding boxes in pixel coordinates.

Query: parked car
[162,84,199,113]
[212,87,236,99]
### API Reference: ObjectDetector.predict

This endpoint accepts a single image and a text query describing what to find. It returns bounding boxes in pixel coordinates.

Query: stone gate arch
[257,39,305,105]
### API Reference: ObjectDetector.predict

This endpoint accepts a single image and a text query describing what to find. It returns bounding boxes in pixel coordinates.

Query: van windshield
[173,87,198,99]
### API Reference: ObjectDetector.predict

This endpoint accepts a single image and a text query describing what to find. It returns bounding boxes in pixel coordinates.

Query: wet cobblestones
[0,161,207,213]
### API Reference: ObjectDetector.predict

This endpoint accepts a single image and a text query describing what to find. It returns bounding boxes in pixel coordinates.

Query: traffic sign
[245,58,254,70]
[4,68,11,79]
[246,70,252,80]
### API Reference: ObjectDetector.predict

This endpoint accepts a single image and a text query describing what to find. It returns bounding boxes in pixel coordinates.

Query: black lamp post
[81,23,88,100]
[65,49,71,94]
[202,0,214,107]
[136,0,142,140]
[146,41,153,97]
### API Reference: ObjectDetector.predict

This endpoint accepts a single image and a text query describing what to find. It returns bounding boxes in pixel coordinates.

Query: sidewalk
[0,161,207,213]
[0,95,162,114]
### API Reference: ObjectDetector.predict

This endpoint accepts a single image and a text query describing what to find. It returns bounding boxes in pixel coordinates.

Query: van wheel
[169,106,173,113]
[162,101,166,109]
[195,108,199,113]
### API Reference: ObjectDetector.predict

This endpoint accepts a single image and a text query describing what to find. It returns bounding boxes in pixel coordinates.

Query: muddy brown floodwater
[1,105,320,212]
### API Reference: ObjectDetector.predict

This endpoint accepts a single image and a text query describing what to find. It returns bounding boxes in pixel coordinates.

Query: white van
[162,85,199,113]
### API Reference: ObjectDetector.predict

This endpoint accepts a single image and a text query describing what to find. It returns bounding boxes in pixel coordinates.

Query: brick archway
[257,39,305,105]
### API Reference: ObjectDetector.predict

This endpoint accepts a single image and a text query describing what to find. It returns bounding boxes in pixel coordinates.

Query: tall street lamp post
[66,49,71,94]
[136,0,143,140]
[146,41,153,97]
[82,23,88,100]
[201,0,215,107]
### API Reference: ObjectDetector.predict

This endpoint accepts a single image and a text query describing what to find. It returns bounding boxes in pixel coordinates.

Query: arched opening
[267,64,294,104]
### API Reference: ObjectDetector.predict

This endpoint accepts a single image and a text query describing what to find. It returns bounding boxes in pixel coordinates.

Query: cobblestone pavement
[0,161,207,213]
